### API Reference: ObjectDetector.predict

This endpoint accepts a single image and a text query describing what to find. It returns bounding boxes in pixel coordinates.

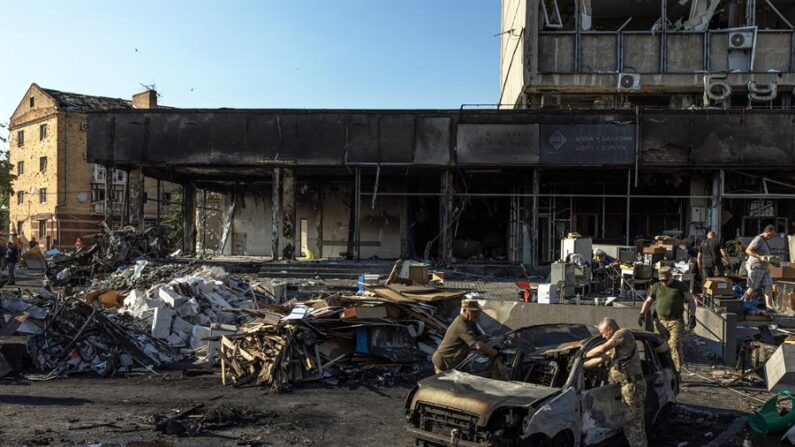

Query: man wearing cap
[432,299,498,374]
[584,318,647,447]
[638,267,696,373]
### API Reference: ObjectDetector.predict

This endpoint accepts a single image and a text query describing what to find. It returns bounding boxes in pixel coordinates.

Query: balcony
[91,202,124,216]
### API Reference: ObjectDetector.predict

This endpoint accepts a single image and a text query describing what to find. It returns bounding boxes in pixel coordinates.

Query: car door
[579,380,626,445]
[575,339,626,446]
[638,336,677,424]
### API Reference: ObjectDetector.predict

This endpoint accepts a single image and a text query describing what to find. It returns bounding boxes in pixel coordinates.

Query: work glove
[637,314,645,327]
[688,315,697,330]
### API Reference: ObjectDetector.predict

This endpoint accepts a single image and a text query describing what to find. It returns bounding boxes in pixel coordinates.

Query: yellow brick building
[8,84,174,249]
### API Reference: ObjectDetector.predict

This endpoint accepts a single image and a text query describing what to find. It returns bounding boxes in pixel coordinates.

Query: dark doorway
[407,195,439,260]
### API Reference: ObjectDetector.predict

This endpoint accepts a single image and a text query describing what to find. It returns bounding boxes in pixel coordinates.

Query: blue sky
[0,0,500,149]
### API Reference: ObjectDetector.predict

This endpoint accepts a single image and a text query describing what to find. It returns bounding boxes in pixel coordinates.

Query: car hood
[410,370,561,426]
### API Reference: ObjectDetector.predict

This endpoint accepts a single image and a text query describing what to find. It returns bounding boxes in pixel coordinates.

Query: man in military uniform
[639,267,696,374]
[584,318,647,447]
[432,299,498,374]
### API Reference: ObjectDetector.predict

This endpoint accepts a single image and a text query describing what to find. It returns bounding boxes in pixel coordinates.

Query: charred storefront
[85,107,795,268]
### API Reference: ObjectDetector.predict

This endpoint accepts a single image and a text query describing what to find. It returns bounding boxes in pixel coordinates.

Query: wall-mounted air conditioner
[617,73,641,90]
[728,31,754,49]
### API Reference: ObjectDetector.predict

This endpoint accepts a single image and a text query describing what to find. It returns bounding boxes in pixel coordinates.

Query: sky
[0,0,501,149]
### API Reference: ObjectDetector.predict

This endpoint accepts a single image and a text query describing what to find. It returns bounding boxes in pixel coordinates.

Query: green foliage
[0,150,16,231]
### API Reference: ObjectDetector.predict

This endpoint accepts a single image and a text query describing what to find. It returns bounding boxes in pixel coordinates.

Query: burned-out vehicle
[406,324,678,447]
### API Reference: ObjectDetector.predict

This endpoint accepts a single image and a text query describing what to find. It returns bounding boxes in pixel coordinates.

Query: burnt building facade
[86,106,795,268]
[81,1,795,267]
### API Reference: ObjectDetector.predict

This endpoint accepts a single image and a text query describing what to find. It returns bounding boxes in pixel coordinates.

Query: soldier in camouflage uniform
[585,318,647,447]
[639,267,697,374]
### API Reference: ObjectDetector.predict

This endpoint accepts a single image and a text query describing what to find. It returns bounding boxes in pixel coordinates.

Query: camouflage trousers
[655,318,685,373]
[621,380,648,447]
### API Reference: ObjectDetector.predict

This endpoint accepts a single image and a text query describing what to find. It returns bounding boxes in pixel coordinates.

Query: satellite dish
[77,192,88,203]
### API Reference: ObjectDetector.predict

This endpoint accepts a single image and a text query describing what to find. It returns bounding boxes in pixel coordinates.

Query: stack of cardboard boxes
[703,277,742,314]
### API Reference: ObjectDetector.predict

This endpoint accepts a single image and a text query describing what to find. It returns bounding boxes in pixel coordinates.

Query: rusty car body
[405,324,678,447]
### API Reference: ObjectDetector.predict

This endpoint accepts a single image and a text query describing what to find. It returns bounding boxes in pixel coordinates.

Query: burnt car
[405,324,678,447]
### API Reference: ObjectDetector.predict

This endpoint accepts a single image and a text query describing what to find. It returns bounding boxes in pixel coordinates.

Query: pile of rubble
[0,294,177,378]
[220,287,465,392]
[3,256,468,387]
[46,224,175,286]
[1,264,266,378]
[109,264,261,363]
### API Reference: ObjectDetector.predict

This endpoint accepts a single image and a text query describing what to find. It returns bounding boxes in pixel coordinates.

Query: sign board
[539,124,635,165]
[456,124,539,165]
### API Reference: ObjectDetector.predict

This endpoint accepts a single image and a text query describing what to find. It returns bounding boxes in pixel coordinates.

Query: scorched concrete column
[281,168,296,260]
[104,165,113,227]
[183,183,196,255]
[128,167,145,229]
[711,171,723,238]
[439,170,454,262]
[271,168,280,260]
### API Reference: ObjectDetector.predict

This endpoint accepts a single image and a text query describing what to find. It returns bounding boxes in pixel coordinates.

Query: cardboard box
[642,246,666,254]
[342,304,399,320]
[537,283,560,304]
[408,264,430,285]
[769,263,795,280]
[704,277,733,296]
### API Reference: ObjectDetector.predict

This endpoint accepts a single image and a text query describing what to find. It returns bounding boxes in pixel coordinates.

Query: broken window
[756,0,795,30]
[113,169,126,183]
[39,123,47,140]
[39,188,47,203]
[29,96,34,108]
[90,184,106,202]
[39,156,47,172]
[586,0,666,31]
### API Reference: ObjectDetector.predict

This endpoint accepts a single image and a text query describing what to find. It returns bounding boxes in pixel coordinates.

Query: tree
[0,144,16,231]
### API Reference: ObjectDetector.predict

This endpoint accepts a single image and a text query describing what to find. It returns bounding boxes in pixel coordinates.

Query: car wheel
[551,431,574,447]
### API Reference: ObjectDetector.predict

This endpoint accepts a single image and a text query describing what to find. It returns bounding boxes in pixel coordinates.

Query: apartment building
[8,84,174,249]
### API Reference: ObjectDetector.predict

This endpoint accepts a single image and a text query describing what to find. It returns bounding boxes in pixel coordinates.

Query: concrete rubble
[1,255,466,388]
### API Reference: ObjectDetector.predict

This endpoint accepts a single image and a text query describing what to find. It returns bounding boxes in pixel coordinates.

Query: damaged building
[7,84,178,249]
[80,1,795,268]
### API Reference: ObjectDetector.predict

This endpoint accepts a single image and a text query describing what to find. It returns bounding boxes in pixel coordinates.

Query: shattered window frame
[38,219,46,238]
[39,187,47,204]
[39,123,47,140]
[39,156,47,172]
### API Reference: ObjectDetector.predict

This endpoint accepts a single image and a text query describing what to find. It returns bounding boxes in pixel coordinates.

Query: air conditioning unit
[729,31,754,49]
[617,73,641,90]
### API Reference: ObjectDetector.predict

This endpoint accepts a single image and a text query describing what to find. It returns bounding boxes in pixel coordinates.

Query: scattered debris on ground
[151,399,278,437]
